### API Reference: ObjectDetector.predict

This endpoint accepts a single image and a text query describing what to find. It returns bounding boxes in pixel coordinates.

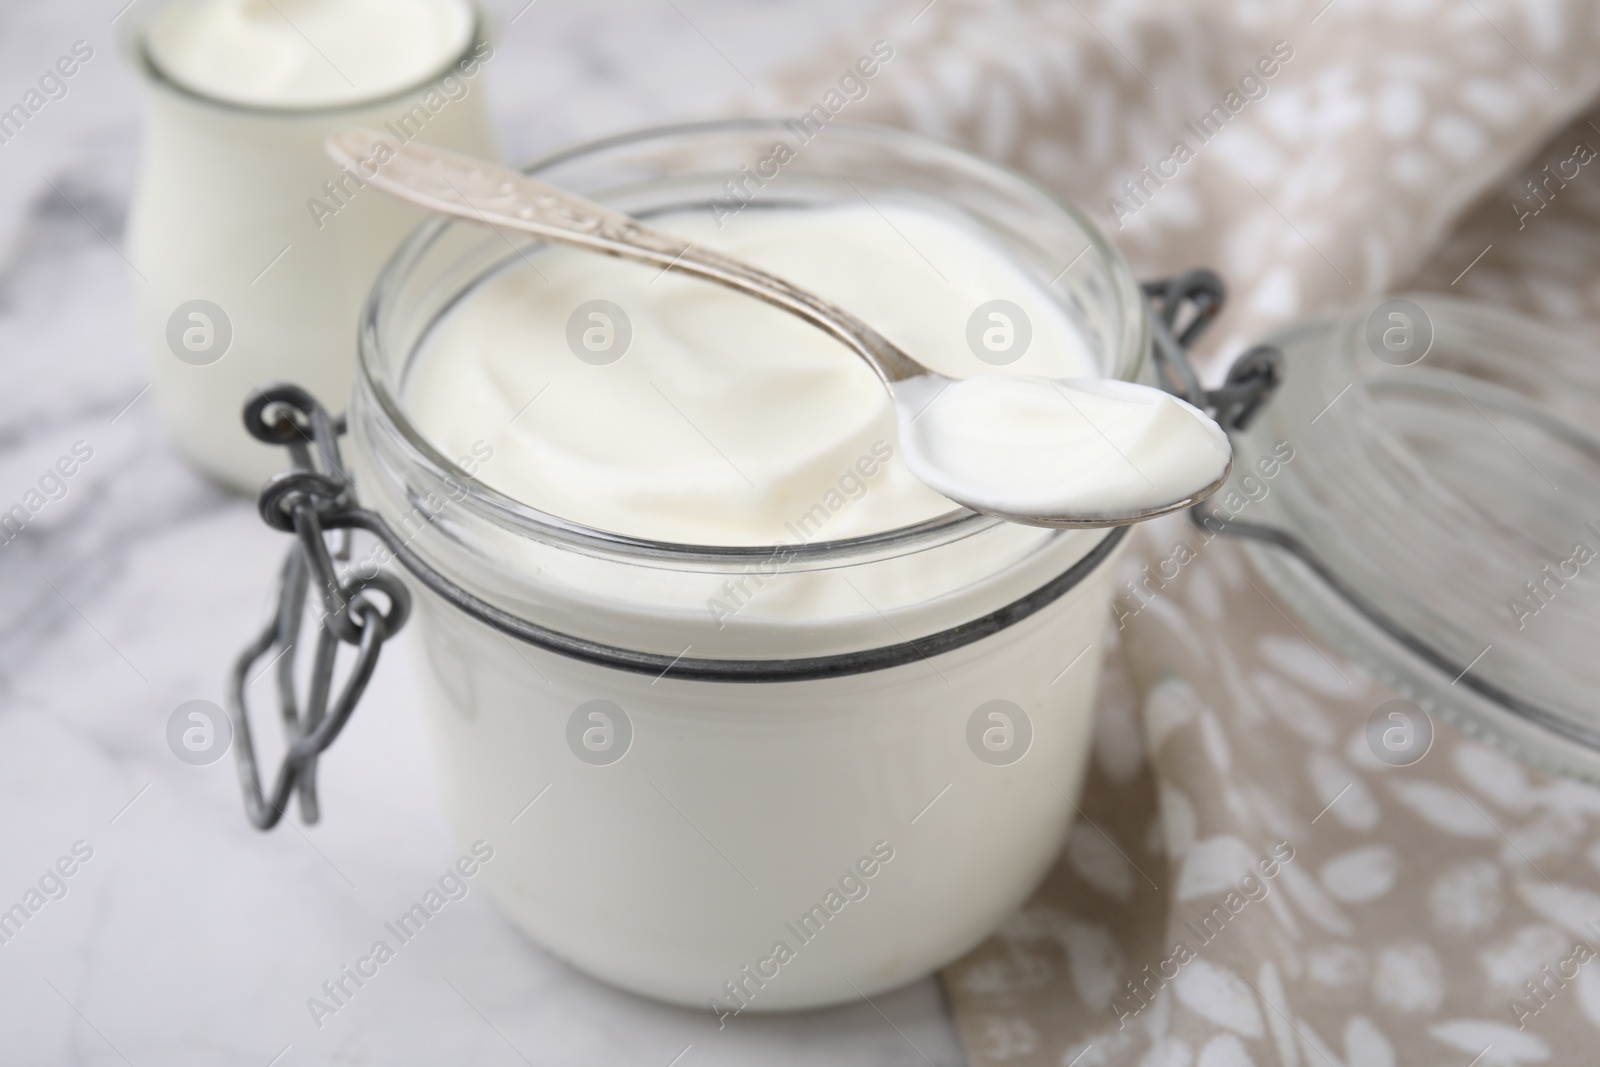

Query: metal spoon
[326,128,1231,529]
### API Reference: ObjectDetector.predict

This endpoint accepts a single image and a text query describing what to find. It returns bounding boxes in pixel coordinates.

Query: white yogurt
[406,565,1111,1011]
[147,0,475,108]
[895,374,1231,520]
[128,0,494,491]
[370,197,1141,1010]
[408,203,1104,544]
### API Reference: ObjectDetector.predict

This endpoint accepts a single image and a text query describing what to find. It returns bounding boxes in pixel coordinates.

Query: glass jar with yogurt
[125,0,497,491]
[239,120,1167,1011]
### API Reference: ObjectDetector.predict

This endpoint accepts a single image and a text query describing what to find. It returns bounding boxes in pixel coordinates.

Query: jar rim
[355,118,1149,566]
[123,0,487,117]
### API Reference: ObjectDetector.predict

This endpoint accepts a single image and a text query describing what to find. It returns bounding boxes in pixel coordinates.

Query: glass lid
[1227,293,1600,780]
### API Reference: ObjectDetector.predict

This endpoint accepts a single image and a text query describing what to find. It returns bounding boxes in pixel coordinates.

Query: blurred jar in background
[125,0,498,492]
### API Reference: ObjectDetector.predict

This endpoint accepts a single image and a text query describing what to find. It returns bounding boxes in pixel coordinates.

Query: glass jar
[1227,293,1600,781]
[123,1,497,492]
[343,120,1150,1010]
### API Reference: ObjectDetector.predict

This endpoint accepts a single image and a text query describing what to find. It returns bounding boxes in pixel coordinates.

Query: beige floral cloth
[757,1,1600,1063]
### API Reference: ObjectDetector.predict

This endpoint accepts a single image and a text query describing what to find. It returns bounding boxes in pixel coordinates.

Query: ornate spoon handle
[325,129,928,385]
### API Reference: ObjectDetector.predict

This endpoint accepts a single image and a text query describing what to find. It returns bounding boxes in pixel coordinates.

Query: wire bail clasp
[228,386,411,830]
[1143,269,1283,432]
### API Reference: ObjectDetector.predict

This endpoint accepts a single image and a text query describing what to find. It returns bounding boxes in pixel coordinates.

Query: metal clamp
[1143,269,1283,432]
[227,274,1253,829]
[228,386,411,830]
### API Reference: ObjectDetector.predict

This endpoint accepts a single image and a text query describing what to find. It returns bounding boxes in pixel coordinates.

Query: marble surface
[0,1,972,1064]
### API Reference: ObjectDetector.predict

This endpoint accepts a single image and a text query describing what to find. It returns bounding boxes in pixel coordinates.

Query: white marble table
[0,1,966,1063]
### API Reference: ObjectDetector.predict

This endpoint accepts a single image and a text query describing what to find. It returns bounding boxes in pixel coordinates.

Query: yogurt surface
[407,203,1105,545]
[146,0,476,108]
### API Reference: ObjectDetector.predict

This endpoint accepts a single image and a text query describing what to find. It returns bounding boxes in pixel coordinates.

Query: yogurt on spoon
[894,374,1231,526]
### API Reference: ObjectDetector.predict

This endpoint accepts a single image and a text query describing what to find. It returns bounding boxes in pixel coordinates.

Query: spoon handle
[326,129,928,385]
